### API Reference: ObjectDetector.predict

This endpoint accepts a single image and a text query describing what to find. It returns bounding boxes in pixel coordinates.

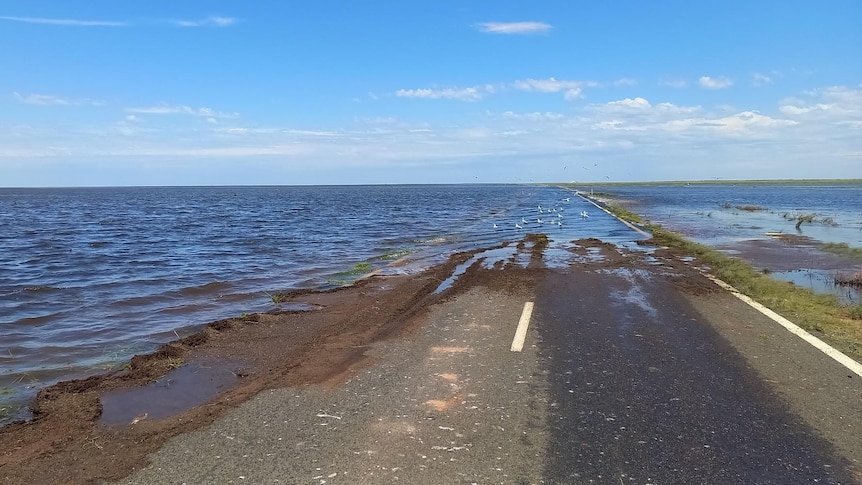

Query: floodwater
[0,184,640,423]
[595,182,862,303]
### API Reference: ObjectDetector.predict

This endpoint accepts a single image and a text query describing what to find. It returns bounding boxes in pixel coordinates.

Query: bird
[563,197,570,202]
[493,223,498,229]
[537,218,543,224]
[515,223,522,229]
[580,211,589,218]
[522,218,528,224]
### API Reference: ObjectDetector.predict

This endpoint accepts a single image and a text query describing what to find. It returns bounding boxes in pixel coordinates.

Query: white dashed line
[510,302,534,352]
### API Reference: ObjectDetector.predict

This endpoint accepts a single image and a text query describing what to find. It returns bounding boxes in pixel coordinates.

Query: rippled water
[1,184,640,422]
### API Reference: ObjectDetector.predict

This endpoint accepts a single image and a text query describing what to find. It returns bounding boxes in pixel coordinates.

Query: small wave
[178,281,233,297]
[10,312,62,326]
[418,236,447,245]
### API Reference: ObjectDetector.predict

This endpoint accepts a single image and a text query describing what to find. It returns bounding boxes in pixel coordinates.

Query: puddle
[434,244,523,294]
[604,268,659,329]
[770,269,860,305]
[100,357,244,425]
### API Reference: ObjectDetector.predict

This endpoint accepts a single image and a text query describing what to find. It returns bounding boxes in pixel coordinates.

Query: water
[7,182,856,423]
[594,182,862,302]
[1,184,640,422]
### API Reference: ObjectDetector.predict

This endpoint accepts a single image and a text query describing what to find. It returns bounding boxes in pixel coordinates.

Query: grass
[264,291,285,304]
[598,202,862,358]
[163,357,185,370]
[821,242,862,260]
[346,262,373,275]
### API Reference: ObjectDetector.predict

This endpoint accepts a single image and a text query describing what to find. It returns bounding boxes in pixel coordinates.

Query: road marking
[511,302,535,352]
[705,274,862,378]
[575,191,651,237]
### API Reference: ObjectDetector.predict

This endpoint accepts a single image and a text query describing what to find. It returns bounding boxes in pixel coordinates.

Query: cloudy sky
[2,1,860,186]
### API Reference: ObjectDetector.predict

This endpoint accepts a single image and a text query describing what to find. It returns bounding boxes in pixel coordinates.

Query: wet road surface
[122,238,861,484]
[534,267,855,483]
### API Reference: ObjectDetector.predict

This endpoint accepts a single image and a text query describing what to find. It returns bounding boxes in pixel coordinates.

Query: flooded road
[119,238,861,484]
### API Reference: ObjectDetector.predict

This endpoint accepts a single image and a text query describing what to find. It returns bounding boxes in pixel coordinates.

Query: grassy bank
[599,199,862,358]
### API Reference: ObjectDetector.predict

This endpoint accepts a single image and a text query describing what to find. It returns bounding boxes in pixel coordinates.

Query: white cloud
[660,78,688,88]
[664,111,798,134]
[501,111,565,121]
[476,21,552,34]
[779,84,862,118]
[3,84,860,184]
[13,92,103,106]
[607,97,651,110]
[0,16,127,26]
[513,77,594,100]
[614,78,638,87]
[395,86,491,101]
[699,76,733,89]
[125,104,239,118]
[752,72,772,87]
[173,16,237,27]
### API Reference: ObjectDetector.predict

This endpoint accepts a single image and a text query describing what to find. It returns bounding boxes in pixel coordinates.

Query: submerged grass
[822,242,862,260]
[600,203,862,358]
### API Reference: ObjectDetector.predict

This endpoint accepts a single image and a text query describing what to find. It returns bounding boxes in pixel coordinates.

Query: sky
[1,1,860,186]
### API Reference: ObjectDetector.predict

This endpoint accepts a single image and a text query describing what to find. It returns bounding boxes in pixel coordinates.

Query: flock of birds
[492,196,590,231]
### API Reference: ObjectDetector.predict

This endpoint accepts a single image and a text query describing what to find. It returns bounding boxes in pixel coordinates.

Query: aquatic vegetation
[264,292,285,304]
[795,213,816,230]
[821,242,862,260]
[379,248,412,260]
[735,205,764,212]
[346,262,373,275]
[833,270,862,288]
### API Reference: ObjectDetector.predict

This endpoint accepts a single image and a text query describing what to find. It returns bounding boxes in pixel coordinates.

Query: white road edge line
[575,191,650,237]
[704,274,862,378]
[511,302,535,352]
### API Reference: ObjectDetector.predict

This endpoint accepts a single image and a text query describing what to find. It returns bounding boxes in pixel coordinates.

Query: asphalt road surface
[124,242,861,484]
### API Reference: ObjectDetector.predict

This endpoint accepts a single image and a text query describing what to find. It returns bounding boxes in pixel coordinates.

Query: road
[122,235,862,484]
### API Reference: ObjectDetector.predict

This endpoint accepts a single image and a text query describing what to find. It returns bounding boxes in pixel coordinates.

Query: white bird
[537,218,543,224]
[522,218,528,224]
[493,223,498,229]
[580,210,589,218]
[563,197,570,202]
[515,223,522,229]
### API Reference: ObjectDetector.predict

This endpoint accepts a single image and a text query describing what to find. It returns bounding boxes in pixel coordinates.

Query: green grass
[821,242,862,260]
[603,203,642,224]
[264,292,285,304]
[346,262,373,275]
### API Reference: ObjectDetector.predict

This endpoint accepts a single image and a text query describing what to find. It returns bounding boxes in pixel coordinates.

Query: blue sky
[1,1,860,186]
